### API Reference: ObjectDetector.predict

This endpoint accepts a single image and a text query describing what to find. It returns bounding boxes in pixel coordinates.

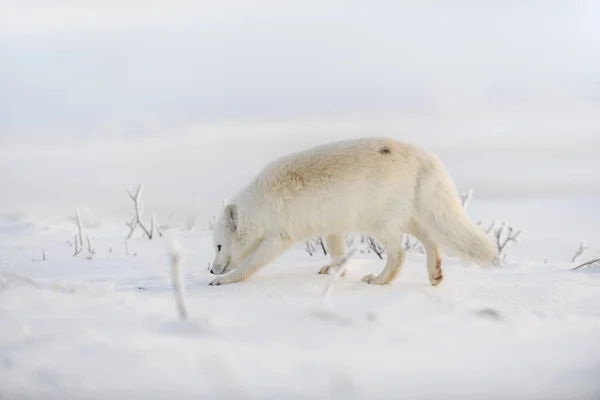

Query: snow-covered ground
[1,220,600,399]
[3,2,600,398]
[1,122,600,399]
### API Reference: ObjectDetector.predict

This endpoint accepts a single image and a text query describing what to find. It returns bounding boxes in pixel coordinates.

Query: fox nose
[209,268,216,275]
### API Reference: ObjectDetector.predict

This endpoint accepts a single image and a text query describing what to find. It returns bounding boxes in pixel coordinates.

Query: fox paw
[429,272,443,287]
[318,265,347,277]
[361,274,379,284]
[361,274,392,285]
[208,276,228,286]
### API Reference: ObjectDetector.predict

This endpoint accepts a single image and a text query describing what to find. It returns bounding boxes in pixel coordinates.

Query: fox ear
[224,204,237,232]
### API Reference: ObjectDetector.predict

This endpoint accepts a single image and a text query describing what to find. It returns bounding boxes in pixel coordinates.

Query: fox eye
[217,245,222,252]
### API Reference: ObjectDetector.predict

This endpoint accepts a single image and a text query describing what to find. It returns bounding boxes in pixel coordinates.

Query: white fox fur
[209,137,499,286]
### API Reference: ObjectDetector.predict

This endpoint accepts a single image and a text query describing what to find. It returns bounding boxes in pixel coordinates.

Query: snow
[1,211,600,399]
[2,2,600,398]
[1,112,600,400]
[1,114,600,399]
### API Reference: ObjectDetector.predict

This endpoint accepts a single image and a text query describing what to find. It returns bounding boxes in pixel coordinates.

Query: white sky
[1,1,599,139]
[1,1,599,242]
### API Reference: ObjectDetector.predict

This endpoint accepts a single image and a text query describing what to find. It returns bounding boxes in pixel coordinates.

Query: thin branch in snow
[460,189,474,209]
[87,235,94,254]
[86,235,96,260]
[571,241,588,263]
[493,222,522,259]
[345,235,355,249]
[128,184,152,238]
[126,184,161,239]
[367,236,384,259]
[32,248,46,262]
[572,257,600,271]
[75,208,84,248]
[304,237,327,256]
[167,238,188,320]
[305,240,315,256]
[71,234,82,256]
[67,209,85,257]
[318,237,327,255]
[152,214,163,237]
[125,216,138,239]
[477,220,497,234]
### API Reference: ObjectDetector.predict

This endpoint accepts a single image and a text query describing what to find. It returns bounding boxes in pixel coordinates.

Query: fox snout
[207,262,217,275]
[209,261,230,275]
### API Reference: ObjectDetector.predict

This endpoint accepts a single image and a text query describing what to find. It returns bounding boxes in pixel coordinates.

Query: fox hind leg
[411,229,443,286]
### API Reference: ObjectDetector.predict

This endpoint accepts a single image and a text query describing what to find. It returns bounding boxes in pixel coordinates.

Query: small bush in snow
[125,183,162,240]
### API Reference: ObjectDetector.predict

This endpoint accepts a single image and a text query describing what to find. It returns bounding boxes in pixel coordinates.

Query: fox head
[210,204,241,275]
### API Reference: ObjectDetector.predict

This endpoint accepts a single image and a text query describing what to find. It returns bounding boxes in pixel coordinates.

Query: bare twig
[305,240,315,256]
[128,184,152,238]
[367,237,384,259]
[571,241,588,264]
[167,239,188,320]
[318,237,327,256]
[72,234,82,256]
[572,257,600,271]
[477,220,497,234]
[304,237,327,256]
[86,235,96,260]
[126,184,162,239]
[75,208,84,248]
[151,214,162,237]
[466,191,522,260]
[345,235,355,249]
[32,248,47,262]
[125,216,138,239]
[460,189,474,209]
[67,209,85,257]
[493,222,522,259]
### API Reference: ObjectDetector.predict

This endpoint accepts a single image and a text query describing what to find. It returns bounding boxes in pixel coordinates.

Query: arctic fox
[209,137,499,286]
